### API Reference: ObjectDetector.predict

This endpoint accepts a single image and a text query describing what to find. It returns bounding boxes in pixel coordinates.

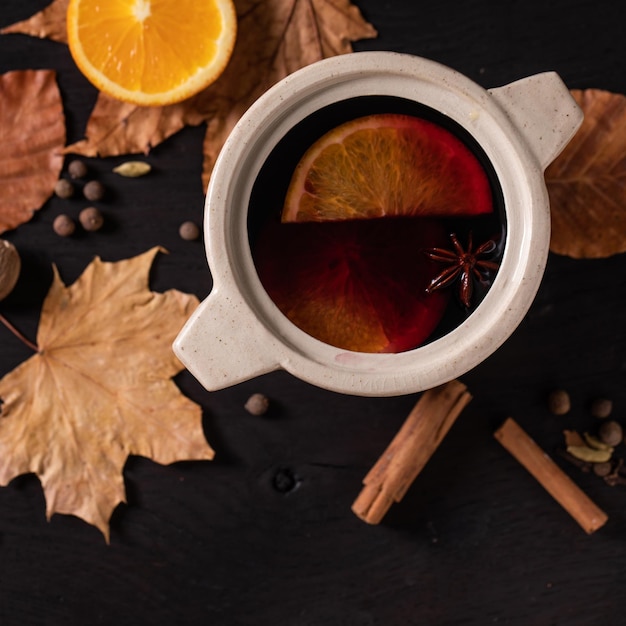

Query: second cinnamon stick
[352,379,472,524]
[494,417,608,534]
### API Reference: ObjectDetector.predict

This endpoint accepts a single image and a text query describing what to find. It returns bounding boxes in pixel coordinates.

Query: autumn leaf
[63,91,208,161]
[0,0,68,43]
[0,248,212,541]
[546,89,626,258]
[2,0,377,189]
[0,69,65,233]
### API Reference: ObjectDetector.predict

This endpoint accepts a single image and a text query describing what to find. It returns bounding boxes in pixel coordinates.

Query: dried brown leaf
[64,91,207,159]
[0,0,69,43]
[546,89,626,258]
[0,69,65,233]
[0,248,212,541]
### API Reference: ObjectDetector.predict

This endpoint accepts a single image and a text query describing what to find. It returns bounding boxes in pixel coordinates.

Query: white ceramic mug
[173,51,583,397]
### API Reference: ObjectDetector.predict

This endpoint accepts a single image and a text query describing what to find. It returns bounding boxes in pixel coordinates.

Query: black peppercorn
[593,461,612,477]
[598,420,623,447]
[547,389,571,416]
[68,159,88,179]
[54,178,74,199]
[53,214,75,237]
[83,180,105,201]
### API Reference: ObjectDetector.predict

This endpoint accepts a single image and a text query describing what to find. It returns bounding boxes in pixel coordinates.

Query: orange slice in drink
[255,112,494,353]
[67,0,237,106]
[282,113,493,223]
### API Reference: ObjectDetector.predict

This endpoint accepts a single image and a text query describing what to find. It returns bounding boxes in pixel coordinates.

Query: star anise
[424,232,500,308]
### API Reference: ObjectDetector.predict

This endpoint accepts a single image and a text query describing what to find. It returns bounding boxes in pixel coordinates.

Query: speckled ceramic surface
[173,51,583,397]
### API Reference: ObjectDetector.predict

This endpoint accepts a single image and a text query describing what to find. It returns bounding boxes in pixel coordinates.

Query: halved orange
[282,113,493,223]
[67,0,237,106]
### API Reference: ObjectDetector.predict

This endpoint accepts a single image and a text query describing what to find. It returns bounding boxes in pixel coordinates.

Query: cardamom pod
[583,432,613,452]
[113,161,151,177]
[566,444,613,464]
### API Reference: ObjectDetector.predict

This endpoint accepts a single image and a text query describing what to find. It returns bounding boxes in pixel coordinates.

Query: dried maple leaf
[0,69,66,233]
[546,89,626,258]
[0,248,212,541]
[6,0,376,187]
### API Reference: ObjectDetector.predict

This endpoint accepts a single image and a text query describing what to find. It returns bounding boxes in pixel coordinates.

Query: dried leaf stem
[0,313,38,352]
[494,417,608,534]
[352,380,472,524]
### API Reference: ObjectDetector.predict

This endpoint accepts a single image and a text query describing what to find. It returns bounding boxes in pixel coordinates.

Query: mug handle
[489,72,584,170]
[173,290,280,391]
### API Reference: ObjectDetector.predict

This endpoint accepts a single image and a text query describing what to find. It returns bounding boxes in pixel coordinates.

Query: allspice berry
[83,180,105,202]
[54,178,74,199]
[68,159,88,179]
[244,393,270,416]
[79,207,104,232]
[179,221,200,241]
[53,214,75,237]
[547,389,571,416]
[598,420,623,447]
[593,461,612,477]
[0,239,21,301]
[591,398,613,419]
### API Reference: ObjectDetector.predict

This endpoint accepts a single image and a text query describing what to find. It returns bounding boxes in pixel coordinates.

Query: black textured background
[1,1,626,624]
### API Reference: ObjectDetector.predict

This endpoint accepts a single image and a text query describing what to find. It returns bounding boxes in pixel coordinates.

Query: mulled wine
[249,96,505,353]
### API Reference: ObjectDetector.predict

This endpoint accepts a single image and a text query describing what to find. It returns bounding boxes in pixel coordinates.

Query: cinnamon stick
[494,417,608,534]
[352,379,472,524]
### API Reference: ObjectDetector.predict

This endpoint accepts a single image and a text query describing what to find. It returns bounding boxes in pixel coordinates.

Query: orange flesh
[75,0,224,94]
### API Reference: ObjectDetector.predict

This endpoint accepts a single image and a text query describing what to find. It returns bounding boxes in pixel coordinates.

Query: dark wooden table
[2,1,626,624]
